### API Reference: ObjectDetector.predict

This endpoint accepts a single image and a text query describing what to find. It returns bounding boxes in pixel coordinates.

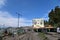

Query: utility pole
[16,12,22,27]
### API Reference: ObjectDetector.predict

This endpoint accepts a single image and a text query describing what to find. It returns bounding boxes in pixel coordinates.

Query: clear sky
[0,0,60,27]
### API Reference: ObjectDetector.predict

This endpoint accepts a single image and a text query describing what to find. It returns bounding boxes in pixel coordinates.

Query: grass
[38,32,49,40]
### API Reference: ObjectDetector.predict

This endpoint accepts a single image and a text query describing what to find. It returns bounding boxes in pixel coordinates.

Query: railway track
[45,32,59,40]
[2,32,41,40]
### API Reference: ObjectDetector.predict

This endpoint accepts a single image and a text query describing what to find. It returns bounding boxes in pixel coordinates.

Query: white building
[32,18,44,28]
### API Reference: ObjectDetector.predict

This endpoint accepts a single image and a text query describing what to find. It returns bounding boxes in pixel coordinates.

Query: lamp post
[16,12,22,27]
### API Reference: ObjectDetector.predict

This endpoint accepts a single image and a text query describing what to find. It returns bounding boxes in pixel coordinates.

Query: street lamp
[16,12,22,27]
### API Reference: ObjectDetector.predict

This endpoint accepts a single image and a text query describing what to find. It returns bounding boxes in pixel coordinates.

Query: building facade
[32,18,44,28]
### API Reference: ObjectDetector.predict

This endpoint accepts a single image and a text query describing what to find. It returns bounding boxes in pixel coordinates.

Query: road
[45,32,59,40]
[3,31,41,40]
[19,32,40,40]
[3,31,59,40]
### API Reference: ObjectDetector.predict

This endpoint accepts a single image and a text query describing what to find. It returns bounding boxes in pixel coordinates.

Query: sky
[0,0,60,27]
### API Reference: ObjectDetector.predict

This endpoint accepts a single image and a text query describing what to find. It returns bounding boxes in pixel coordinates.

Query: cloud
[0,0,7,8]
[0,11,12,18]
[0,11,32,27]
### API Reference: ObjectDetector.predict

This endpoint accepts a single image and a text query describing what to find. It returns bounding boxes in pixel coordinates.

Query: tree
[48,6,60,27]
[0,36,3,40]
[44,20,49,27]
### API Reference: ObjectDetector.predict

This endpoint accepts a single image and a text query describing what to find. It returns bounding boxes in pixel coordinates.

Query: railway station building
[32,18,57,32]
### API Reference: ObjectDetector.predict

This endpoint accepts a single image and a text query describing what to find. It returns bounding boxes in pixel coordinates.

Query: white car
[57,27,60,33]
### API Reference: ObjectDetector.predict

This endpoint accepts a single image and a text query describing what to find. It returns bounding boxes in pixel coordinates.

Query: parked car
[57,27,60,33]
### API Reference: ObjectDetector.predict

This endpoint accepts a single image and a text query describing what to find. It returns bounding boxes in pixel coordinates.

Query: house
[32,18,56,32]
[32,18,44,29]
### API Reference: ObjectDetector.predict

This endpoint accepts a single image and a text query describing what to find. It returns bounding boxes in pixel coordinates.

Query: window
[40,22,42,25]
[38,23,39,24]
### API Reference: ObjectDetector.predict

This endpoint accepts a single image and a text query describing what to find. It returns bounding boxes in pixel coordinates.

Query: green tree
[44,20,49,27]
[48,6,60,27]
